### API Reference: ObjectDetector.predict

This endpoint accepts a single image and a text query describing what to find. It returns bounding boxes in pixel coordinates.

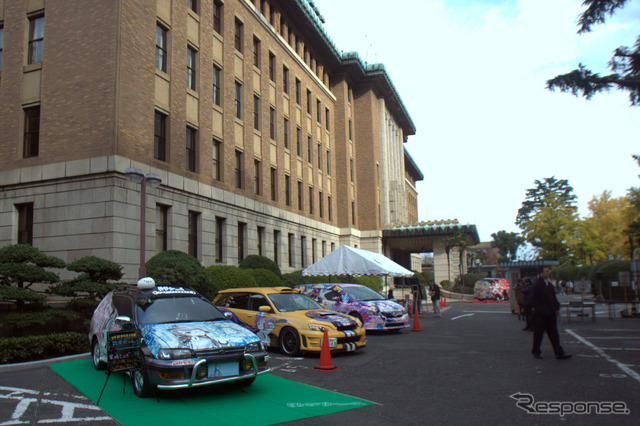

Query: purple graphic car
[297,283,410,331]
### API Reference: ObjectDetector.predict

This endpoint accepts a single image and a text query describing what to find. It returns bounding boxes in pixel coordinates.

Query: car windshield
[268,293,323,312]
[136,296,227,325]
[345,285,385,302]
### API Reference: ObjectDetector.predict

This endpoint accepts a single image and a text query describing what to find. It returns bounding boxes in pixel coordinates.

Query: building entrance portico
[382,220,480,285]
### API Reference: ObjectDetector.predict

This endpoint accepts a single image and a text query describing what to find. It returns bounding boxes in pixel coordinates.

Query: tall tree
[443,233,469,286]
[624,155,640,254]
[490,231,525,263]
[546,0,640,105]
[516,178,579,263]
[582,190,632,260]
[516,177,577,226]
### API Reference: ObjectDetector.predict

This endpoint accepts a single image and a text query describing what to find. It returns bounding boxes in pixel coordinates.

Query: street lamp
[125,167,162,279]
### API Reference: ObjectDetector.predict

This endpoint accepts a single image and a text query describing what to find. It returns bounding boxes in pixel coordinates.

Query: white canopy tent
[302,245,414,278]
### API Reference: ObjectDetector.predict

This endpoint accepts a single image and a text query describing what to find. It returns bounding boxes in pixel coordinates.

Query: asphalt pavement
[1,296,639,425]
[267,296,640,426]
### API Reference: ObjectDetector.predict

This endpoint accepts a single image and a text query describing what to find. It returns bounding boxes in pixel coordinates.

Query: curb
[0,352,91,373]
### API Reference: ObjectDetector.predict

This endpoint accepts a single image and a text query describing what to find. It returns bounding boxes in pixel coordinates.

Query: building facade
[0,0,421,282]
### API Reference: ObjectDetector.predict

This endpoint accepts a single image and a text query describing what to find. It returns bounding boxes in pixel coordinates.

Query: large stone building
[0,0,430,282]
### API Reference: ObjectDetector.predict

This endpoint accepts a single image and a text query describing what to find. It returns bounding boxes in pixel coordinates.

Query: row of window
[154,109,333,213]
[151,203,336,267]
[156,24,331,126]
[21,103,333,219]
[14,200,333,269]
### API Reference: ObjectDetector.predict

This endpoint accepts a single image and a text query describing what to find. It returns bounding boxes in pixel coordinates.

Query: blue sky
[314,0,640,242]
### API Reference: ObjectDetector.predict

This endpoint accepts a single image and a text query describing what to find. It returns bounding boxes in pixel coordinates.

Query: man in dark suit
[531,266,572,360]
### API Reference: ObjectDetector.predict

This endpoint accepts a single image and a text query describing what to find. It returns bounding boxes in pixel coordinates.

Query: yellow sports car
[213,287,366,356]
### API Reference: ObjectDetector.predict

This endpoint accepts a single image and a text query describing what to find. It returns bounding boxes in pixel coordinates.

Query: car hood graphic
[360,300,405,313]
[140,321,260,358]
[305,310,356,326]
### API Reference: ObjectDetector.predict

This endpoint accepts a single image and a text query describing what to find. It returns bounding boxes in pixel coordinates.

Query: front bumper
[144,352,269,390]
[364,314,411,330]
[299,330,366,353]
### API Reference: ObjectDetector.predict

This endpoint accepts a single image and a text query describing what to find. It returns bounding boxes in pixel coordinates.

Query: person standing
[531,267,571,360]
[566,280,574,295]
[515,279,524,320]
[520,278,533,331]
[429,281,441,318]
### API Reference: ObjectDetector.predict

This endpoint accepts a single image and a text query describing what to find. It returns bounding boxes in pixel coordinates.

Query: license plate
[207,362,238,378]
[328,338,337,348]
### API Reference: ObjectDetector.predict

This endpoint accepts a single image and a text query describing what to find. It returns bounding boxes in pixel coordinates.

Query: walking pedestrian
[429,281,441,318]
[531,267,572,360]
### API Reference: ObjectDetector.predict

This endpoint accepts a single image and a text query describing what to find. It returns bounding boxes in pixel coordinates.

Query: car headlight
[245,342,262,353]
[158,348,193,360]
[309,325,328,333]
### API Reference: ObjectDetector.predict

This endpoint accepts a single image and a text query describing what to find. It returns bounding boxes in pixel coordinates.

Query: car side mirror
[259,305,272,313]
[223,311,233,319]
[115,315,131,326]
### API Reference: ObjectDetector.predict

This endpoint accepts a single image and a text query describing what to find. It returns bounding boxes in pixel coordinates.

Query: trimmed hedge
[239,255,282,277]
[146,250,215,298]
[0,332,89,364]
[3,308,80,329]
[247,268,282,287]
[206,265,257,296]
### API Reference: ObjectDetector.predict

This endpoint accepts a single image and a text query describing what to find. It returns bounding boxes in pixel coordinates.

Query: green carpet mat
[51,359,374,425]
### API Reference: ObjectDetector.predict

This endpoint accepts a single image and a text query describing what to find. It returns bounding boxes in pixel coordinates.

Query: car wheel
[131,362,153,398]
[92,339,106,370]
[279,327,301,356]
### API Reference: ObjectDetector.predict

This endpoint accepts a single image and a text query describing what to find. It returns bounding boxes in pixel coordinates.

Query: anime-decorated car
[297,283,410,331]
[473,278,510,301]
[88,278,269,397]
[212,287,366,356]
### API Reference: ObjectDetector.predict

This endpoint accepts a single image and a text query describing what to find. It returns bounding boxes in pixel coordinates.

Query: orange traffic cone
[439,298,443,308]
[443,297,447,307]
[411,308,422,332]
[313,329,338,371]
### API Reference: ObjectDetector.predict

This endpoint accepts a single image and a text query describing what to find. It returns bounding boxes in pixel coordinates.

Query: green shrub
[247,268,282,287]
[206,265,257,296]
[65,298,100,321]
[0,244,65,310]
[48,255,122,300]
[282,270,304,287]
[146,250,215,298]
[413,270,434,285]
[576,264,595,280]
[353,276,383,292]
[453,273,485,294]
[3,308,81,329]
[554,263,579,281]
[66,297,100,314]
[588,260,631,283]
[0,332,89,364]
[239,255,282,277]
